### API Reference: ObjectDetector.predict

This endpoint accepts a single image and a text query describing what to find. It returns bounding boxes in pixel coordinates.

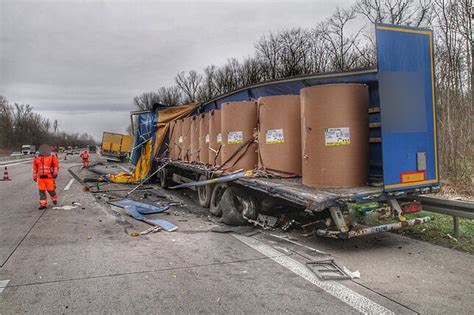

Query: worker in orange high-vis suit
[33,144,59,210]
[80,150,90,167]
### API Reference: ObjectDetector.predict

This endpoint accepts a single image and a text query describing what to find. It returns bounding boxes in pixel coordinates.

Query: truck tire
[158,167,173,189]
[197,175,214,208]
[209,183,228,217]
[220,186,259,226]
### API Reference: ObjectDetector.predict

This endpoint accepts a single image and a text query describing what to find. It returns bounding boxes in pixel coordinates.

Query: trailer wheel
[158,167,173,189]
[209,183,228,216]
[220,186,259,226]
[197,175,213,208]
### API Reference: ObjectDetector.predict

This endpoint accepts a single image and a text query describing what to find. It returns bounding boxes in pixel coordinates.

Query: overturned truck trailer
[133,24,440,238]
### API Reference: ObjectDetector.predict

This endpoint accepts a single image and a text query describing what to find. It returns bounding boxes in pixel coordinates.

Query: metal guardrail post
[453,216,460,238]
[405,195,474,238]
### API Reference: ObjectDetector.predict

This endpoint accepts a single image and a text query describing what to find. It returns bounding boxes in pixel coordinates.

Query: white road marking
[232,234,394,315]
[64,178,75,191]
[0,159,33,167]
[0,279,10,294]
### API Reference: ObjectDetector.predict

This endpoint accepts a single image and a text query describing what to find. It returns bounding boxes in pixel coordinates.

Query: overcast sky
[0,0,354,140]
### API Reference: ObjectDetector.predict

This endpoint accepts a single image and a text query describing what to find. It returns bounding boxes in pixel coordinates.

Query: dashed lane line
[0,279,10,294]
[232,234,395,315]
[64,178,75,191]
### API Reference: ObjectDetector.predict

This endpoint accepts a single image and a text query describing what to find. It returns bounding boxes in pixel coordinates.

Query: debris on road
[52,205,78,210]
[109,199,169,214]
[140,226,162,235]
[306,259,353,281]
[109,199,177,231]
[342,266,361,279]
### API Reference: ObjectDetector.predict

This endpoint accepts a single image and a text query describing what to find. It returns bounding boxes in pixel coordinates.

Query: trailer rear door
[376,24,439,191]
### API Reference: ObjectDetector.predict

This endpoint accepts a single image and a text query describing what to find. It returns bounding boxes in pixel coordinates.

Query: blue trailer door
[376,24,439,191]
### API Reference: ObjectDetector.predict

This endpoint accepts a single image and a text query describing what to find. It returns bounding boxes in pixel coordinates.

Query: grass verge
[395,211,474,254]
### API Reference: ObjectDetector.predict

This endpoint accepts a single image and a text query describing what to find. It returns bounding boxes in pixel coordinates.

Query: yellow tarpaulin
[107,102,199,183]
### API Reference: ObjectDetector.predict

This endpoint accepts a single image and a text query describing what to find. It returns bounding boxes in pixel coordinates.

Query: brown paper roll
[301,84,369,187]
[258,95,301,176]
[180,117,192,162]
[221,101,258,171]
[209,109,222,166]
[189,115,200,163]
[199,113,210,165]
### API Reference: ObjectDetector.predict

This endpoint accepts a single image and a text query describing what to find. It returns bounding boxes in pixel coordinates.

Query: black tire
[197,175,213,208]
[220,186,259,226]
[158,167,173,189]
[209,183,228,217]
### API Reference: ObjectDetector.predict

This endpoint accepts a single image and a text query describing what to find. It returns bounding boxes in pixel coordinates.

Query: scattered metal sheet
[109,199,176,232]
[306,259,352,281]
[124,206,177,232]
[109,199,169,214]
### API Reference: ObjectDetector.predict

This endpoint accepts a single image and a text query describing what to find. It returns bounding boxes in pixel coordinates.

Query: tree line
[133,0,472,189]
[0,96,96,152]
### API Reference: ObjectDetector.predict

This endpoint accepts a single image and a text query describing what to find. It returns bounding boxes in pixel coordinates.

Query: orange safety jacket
[80,151,89,159]
[33,155,59,180]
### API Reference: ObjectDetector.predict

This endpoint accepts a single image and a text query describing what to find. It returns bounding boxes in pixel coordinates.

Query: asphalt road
[0,154,473,314]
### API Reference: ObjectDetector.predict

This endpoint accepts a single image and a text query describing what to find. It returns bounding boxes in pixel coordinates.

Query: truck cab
[21,145,36,155]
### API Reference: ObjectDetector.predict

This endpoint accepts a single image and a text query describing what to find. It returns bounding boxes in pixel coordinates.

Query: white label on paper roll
[217,133,222,144]
[324,127,351,146]
[227,131,243,144]
[178,136,183,144]
[205,134,210,143]
[265,129,284,144]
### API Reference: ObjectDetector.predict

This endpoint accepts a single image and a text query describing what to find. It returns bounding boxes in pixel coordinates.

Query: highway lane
[0,154,472,313]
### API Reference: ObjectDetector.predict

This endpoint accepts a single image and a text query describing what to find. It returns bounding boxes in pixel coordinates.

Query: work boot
[38,205,47,210]
[53,200,58,205]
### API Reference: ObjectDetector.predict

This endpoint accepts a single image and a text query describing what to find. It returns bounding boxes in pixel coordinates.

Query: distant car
[66,150,74,155]
[10,152,22,157]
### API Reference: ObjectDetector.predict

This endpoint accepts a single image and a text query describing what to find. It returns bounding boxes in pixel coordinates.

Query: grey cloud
[1,0,354,140]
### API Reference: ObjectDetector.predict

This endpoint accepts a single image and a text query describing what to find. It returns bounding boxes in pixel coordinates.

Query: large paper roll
[301,84,369,187]
[221,101,258,171]
[258,95,301,176]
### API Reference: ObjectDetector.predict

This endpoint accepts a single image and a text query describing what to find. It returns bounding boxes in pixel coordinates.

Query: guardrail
[0,155,35,165]
[407,195,474,238]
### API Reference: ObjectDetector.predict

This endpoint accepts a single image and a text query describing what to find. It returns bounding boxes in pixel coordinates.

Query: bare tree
[323,7,362,71]
[157,86,182,106]
[133,92,161,110]
[175,70,203,103]
[255,33,281,80]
